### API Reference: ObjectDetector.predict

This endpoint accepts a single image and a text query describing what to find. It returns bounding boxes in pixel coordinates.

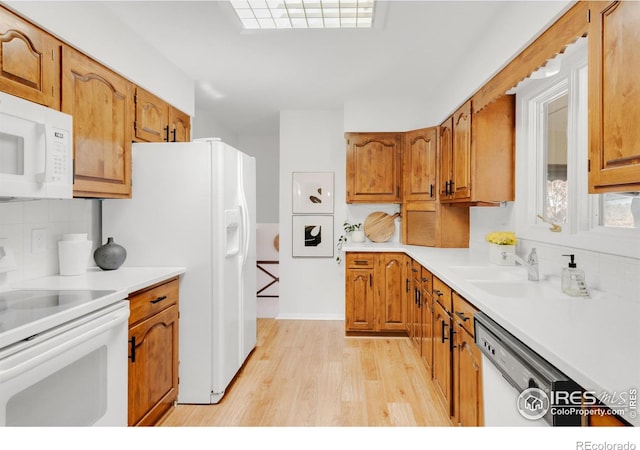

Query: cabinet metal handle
[449,180,455,195]
[405,278,410,293]
[450,326,457,350]
[369,274,372,288]
[163,125,169,142]
[445,180,450,196]
[433,289,442,297]
[171,128,177,142]
[441,321,448,343]
[150,295,167,304]
[411,268,418,273]
[421,277,429,283]
[354,260,369,265]
[455,311,470,322]
[128,336,136,363]
[430,184,434,198]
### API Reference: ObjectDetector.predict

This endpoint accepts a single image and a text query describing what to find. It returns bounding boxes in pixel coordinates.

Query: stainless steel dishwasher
[474,312,582,426]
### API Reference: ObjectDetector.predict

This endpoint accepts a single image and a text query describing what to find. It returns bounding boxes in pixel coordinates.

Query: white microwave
[0,91,73,201]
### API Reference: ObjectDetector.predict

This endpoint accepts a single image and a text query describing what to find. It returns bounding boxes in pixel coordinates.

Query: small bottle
[561,254,589,297]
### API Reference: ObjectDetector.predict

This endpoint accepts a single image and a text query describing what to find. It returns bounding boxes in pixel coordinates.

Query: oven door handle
[0,306,129,383]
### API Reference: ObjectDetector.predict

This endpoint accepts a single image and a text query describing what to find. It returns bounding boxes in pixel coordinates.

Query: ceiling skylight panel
[230,0,375,29]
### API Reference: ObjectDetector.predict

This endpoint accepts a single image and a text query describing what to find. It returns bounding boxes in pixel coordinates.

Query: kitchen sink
[469,280,562,299]
[448,266,528,281]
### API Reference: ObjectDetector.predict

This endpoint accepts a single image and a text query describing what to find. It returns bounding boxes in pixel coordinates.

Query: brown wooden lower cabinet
[128,277,179,426]
[345,252,408,335]
[587,404,630,427]
[432,299,453,415]
[404,262,484,426]
[452,292,483,426]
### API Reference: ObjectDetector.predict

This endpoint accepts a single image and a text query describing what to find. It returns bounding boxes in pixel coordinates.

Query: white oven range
[0,288,129,426]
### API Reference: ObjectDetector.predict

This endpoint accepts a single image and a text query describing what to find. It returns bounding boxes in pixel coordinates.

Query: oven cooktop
[0,289,126,349]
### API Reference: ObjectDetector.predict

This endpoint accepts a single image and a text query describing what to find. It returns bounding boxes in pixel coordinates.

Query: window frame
[514,38,640,260]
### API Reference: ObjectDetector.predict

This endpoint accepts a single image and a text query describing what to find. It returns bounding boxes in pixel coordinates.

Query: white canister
[58,233,92,276]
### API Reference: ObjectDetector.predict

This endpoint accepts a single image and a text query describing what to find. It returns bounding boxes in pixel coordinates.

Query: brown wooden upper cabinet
[440,101,471,201]
[134,87,190,143]
[440,96,515,204]
[0,6,60,109]
[588,0,640,193]
[62,46,133,198]
[403,127,438,202]
[346,132,402,203]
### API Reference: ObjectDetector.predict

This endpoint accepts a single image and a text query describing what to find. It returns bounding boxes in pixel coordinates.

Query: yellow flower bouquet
[485,231,517,246]
[486,231,517,265]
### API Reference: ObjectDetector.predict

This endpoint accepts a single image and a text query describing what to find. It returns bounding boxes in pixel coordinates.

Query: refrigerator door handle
[224,208,241,257]
[239,195,250,266]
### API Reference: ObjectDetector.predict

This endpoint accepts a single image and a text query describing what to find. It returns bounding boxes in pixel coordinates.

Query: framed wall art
[292,215,334,258]
[292,172,334,214]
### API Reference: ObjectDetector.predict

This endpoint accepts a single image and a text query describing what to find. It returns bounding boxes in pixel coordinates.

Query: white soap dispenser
[561,254,589,297]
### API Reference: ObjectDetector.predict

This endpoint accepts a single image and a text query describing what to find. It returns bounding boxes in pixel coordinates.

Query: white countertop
[345,242,640,426]
[11,266,186,296]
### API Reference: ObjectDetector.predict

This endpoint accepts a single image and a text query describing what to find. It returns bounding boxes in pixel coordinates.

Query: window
[514,38,639,258]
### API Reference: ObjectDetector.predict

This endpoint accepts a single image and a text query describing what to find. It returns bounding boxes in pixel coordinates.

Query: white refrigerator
[102,138,256,404]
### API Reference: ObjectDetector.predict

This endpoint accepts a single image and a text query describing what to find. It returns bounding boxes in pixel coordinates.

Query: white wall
[279,110,346,319]
[238,134,279,224]
[0,199,98,284]
[5,1,194,115]
[192,108,239,148]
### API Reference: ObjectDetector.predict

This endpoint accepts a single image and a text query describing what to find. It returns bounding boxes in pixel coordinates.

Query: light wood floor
[159,319,452,427]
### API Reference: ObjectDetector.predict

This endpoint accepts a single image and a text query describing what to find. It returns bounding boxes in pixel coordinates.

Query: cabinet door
[134,87,169,142]
[0,7,60,108]
[588,0,640,192]
[62,46,132,198]
[404,127,437,202]
[346,133,402,203]
[439,117,453,198]
[169,107,191,142]
[410,260,422,348]
[404,258,413,336]
[455,324,483,426]
[377,253,406,331]
[128,304,179,426]
[420,267,433,373]
[345,267,375,332]
[451,100,472,200]
[432,300,453,416]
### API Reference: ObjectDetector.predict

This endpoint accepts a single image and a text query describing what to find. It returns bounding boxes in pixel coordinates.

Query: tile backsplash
[470,204,640,302]
[0,199,99,283]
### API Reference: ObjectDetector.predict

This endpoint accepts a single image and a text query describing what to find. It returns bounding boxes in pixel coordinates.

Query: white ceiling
[94,1,571,135]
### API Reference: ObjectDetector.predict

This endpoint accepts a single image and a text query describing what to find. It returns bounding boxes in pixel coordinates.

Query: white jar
[58,233,92,276]
[351,230,365,243]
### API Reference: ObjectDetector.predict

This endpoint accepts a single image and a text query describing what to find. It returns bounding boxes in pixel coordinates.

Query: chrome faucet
[502,248,539,281]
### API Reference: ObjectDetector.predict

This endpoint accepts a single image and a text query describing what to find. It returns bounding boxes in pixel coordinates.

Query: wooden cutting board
[364,212,400,243]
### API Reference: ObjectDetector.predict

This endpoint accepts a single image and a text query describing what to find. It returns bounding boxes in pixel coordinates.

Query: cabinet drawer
[420,266,433,290]
[411,259,422,280]
[346,253,375,269]
[432,276,452,313]
[453,292,477,337]
[129,277,179,325]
